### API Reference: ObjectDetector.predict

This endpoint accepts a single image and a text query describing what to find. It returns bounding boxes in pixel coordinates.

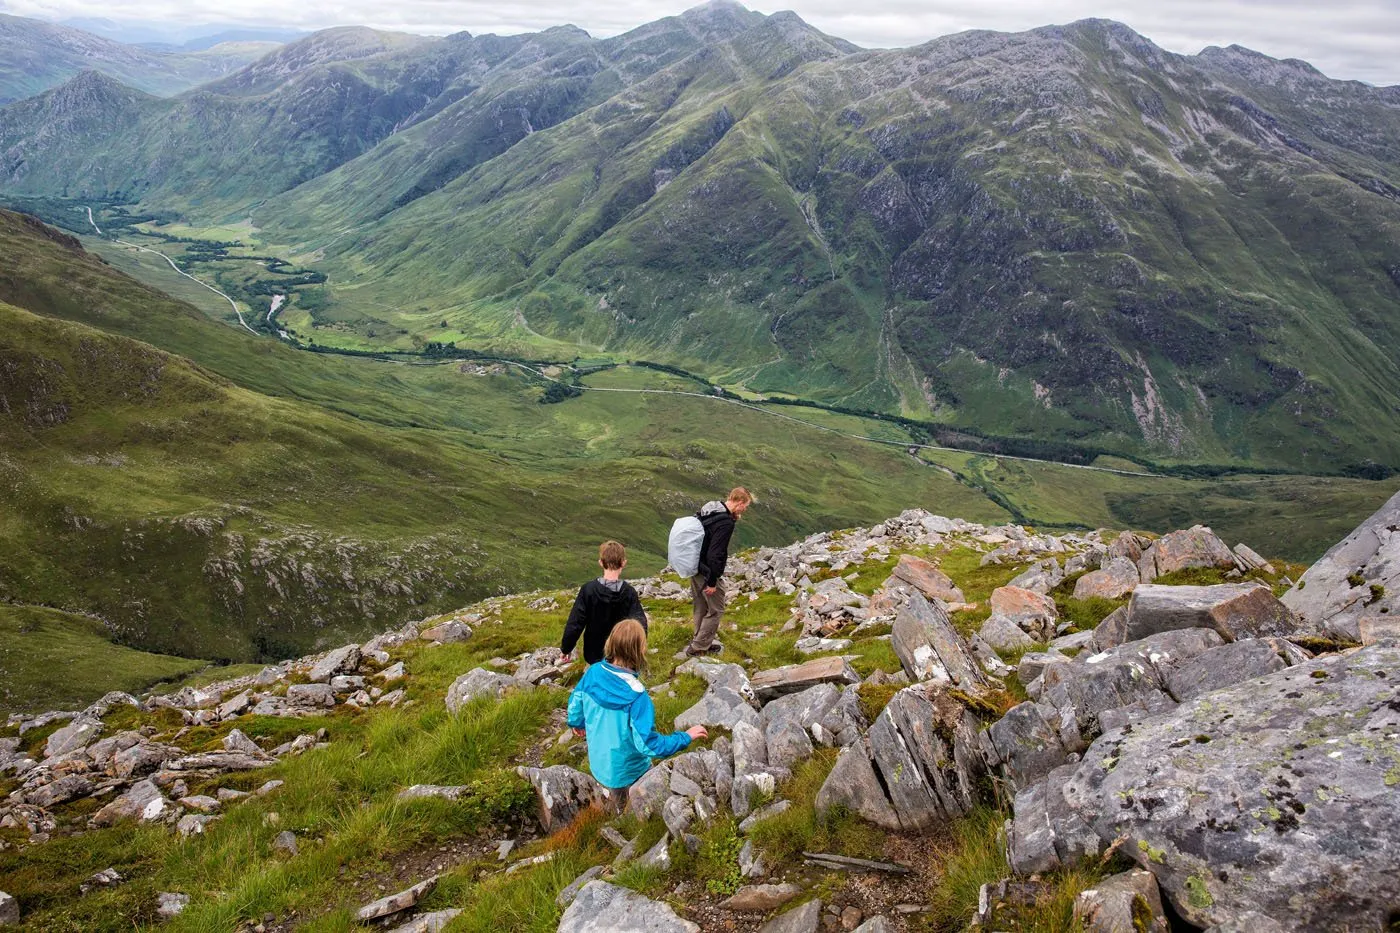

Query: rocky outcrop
[890,554,965,603]
[1283,488,1399,641]
[445,669,528,712]
[750,656,860,702]
[1072,557,1140,600]
[1008,644,1400,929]
[816,682,990,832]
[1073,868,1168,932]
[890,592,988,688]
[515,766,608,833]
[1137,526,1236,581]
[1119,583,1299,644]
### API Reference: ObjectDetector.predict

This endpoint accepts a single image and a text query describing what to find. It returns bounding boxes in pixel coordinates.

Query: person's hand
[685,725,708,741]
[560,653,573,664]
[704,586,717,596]
[572,727,586,738]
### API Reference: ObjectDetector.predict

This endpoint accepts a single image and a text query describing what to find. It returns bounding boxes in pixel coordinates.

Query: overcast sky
[7,0,1399,86]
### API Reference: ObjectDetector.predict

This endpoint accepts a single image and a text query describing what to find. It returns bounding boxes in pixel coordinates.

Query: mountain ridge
[2,6,1398,473]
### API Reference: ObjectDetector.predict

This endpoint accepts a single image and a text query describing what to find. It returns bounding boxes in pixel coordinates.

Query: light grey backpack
[667,515,705,577]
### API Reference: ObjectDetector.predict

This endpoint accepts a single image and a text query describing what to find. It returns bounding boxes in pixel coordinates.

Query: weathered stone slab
[757,898,822,933]
[516,765,607,833]
[979,615,1035,650]
[1073,868,1169,932]
[1073,557,1141,600]
[1124,583,1299,643]
[816,682,989,833]
[46,716,102,759]
[674,685,759,730]
[1139,526,1236,580]
[445,669,526,712]
[751,657,860,702]
[988,586,1058,641]
[307,644,360,683]
[1283,488,1399,640]
[1017,644,1400,930]
[891,555,965,603]
[890,592,988,688]
[557,881,699,933]
[357,876,437,922]
[721,883,802,912]
[1008,558,1064,595]
[1163,639,1289,701]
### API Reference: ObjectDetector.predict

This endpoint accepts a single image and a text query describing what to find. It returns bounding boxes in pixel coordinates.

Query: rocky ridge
[2,491,1398,929]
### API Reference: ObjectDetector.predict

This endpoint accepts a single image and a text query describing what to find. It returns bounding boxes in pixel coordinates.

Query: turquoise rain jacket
[567,660,691,789]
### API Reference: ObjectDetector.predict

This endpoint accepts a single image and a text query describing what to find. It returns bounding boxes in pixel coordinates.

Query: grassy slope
[0,209,1008,681]
[0,530,1260,931]
[0,606,205,713]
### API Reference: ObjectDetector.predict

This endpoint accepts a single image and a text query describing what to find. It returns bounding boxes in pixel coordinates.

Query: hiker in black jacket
[561,541,648,665]
[684,487,753,657]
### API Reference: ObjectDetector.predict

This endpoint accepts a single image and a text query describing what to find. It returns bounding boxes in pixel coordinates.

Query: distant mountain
[56,16,308,50]
[0,13,278,102]
[2,3,1398,473]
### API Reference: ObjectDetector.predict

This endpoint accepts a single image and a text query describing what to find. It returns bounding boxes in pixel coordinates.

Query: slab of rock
[516,765,607,833]
[222,729,264,756]
[988,587,1058,641]
[558,881,699,933]
[979,615,1035,651]
[273,830,298,857]
[1073,557,1141,601]
[1013,644,1400,930]
[46,716,102,759]
[357,876,437,922]
[1138,526,1236,580]
[982,701,1079,791]
[674,685,759,730]
[387,910,464,933]
[177,814,219,837]
[420,620,473,643]
[1163,639,1289,701]
[1008,558,1064,595]
[627,765,673,820]
[445,669,526,712]
[217,690,253,719]
[286,683,335,708]
[178,794,221,813]
[757,899,822,933]
[722,883,802,912]
[816,682,989,833]
[1282,488,1399,640]
[0,890,17,925]
[891,555,965,603]
[307,644,361,683]
[167,751,275,772]
[751,656,861,702]
[1074,868,1168,932]
[851,918,893,933]
[890,592,989,689]
[90,779,167,827]
[1106,531,1144,562]
[1124,583,1299,643]
[1090,606,1130,651]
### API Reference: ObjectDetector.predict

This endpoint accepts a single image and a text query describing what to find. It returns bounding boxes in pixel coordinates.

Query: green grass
[0,605,205,713]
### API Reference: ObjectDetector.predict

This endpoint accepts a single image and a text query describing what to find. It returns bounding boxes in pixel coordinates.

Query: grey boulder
[890,592,989,688]
[557,881,699,933]
[445,669,526,712]
[1282,488,1399,641]
[1013,644,1400,930]
[1123,583,1299,644]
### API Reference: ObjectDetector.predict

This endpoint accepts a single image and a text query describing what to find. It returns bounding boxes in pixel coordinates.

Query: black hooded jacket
[560,578,647,664]
[696,500,736,588]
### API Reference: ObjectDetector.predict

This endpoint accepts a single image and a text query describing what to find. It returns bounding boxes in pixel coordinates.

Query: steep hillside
[4,7,1394,472]
[0,209,1017,669]
[0,14,272,103]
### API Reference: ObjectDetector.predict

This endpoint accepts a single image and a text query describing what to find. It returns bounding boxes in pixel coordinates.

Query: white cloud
[6,0,1397,85]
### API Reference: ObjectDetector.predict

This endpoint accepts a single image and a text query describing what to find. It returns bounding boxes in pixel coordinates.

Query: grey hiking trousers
[688,574,726,653]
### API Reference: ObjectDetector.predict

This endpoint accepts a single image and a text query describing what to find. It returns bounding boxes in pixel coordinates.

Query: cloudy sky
[7,0,1398,85]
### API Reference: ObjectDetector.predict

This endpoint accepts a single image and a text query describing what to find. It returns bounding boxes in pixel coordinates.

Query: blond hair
[599,540,626,570]
[605,619,648,673]
[727,487,753,506]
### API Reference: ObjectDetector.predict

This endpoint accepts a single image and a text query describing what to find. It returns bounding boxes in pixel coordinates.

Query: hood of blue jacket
[578,660,646,711]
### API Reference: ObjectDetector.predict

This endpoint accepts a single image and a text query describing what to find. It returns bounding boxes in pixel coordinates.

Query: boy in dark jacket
[685,487,752,657]
[561,540,648,665]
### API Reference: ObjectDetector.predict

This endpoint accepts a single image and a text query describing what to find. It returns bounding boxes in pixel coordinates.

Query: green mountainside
[0,13,274,104]
[0,208,1019,680]
[1,6,1397,473]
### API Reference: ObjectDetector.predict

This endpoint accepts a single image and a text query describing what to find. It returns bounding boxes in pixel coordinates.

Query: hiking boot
[705,640,724,654]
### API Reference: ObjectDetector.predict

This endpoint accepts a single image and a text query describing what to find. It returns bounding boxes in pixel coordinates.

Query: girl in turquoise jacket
[567,620,706,792]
